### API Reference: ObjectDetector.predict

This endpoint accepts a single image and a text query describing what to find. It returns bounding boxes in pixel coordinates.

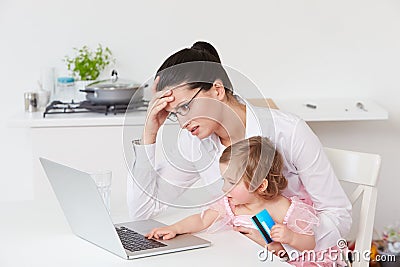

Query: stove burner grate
[43,100,148,118]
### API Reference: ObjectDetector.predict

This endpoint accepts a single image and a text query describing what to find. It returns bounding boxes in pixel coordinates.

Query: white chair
[324,147,381,267]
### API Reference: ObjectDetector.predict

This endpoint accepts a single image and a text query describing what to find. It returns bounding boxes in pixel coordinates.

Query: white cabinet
[10,111,179,218]
[31,125,139,217]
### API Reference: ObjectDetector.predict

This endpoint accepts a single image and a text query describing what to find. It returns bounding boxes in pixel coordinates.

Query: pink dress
[203,196,347,267]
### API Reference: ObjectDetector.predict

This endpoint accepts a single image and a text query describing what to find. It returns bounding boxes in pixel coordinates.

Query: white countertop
[9,98,389,128]
[0,200,289,267]
[9,109,150,128]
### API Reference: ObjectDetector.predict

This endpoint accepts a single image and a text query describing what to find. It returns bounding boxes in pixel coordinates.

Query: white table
[0,200,289,267]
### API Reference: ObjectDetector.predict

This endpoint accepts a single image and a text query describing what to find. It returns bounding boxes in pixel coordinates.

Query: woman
[127,41,351,252]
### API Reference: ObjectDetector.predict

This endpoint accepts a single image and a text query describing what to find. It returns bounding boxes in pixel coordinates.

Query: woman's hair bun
[191,41,221,63]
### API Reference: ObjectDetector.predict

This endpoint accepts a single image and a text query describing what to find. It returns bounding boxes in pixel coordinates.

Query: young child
[146,136,341,266]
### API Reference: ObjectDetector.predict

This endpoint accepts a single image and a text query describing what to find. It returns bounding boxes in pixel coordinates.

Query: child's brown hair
[219,136,287,200]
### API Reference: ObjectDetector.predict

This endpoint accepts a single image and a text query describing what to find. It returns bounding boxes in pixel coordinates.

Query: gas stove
[43,100,149,118]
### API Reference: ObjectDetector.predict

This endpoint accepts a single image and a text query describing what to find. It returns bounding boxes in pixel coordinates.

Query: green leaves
[64,44,115,81]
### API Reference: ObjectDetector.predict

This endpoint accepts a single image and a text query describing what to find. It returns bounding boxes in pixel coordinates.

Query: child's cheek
[233,187,248,202]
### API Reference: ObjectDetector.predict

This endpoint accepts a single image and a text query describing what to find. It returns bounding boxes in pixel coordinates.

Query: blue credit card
[251,209,275,244]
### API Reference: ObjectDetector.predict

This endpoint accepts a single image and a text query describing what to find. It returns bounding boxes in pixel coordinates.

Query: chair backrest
[324,147,381,267]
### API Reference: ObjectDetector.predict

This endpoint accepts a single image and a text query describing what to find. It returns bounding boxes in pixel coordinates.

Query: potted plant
[64,44,115,97]
[64,44,114,81]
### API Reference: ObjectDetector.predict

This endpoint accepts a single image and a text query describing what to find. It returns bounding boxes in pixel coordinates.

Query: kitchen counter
[9,97,388,129]
[8,98,276,128]
[9,109,149,128]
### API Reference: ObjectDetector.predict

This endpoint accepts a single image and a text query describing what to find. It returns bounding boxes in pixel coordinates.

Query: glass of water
[90,170,112,214]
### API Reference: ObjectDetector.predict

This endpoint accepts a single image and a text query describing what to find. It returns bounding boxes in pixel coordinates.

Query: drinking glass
[90,170,112,214]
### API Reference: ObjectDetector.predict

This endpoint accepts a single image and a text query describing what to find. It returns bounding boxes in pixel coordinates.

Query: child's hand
[270,224,294,245]
[145,226,178,240]
[233,225,266,246]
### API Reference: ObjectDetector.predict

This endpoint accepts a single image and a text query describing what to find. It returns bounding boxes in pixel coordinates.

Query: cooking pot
[80,70,147,105]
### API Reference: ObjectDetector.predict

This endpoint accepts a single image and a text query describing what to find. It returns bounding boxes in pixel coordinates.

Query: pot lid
[86,70,142,91]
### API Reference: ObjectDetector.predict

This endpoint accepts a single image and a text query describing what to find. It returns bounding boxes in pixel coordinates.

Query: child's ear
[258,179,268,193]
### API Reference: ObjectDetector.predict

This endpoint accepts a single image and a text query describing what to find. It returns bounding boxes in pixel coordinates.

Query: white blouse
[127,103,352,251]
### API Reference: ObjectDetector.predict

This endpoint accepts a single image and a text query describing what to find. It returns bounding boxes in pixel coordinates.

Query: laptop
[39,158,211,260]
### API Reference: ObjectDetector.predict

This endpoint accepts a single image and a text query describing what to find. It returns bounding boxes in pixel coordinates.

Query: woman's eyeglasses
[167,88,202,122]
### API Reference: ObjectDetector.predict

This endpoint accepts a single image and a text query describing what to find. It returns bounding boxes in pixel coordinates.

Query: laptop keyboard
[115,226,167,252]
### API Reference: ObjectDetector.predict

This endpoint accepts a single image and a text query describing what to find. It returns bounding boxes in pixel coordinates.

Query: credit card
[251,209,275,244]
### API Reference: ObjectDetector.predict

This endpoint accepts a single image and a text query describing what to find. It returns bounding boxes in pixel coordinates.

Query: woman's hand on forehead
[156,81,191,96]
[161,86,198,110]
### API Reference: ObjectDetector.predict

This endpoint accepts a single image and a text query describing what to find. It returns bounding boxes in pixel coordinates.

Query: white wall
[1,0,399,233]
